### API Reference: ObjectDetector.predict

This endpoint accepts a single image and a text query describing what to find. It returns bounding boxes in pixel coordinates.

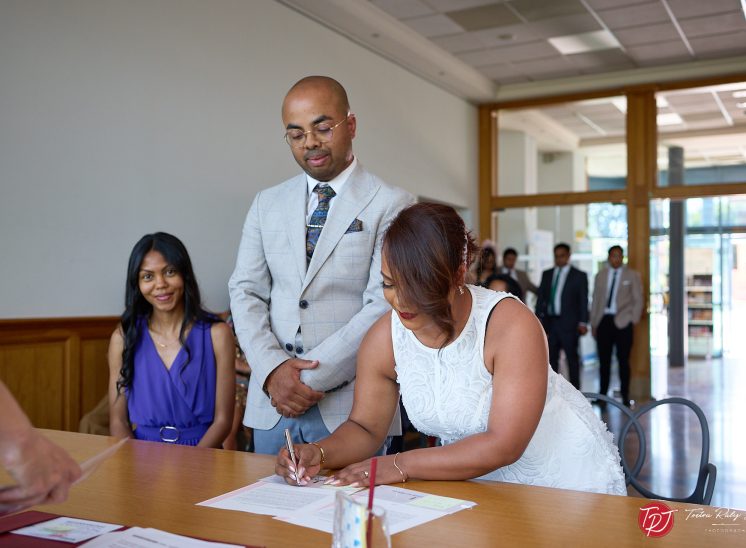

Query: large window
[656,82,746,188]
[496,96,628,196]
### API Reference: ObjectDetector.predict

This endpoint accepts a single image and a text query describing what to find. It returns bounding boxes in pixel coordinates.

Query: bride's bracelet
[393,452,408,483]
[309,442,326,466]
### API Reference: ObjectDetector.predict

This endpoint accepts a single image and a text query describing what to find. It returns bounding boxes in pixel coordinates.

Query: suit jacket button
[285,343,293,351]
[299,300,309,309]
[295,346,303,354]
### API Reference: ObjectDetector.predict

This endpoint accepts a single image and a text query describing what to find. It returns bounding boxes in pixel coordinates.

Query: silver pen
[284,428,301,486]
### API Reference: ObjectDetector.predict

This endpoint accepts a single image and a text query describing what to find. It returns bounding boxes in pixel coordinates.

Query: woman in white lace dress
[276,203,626,495]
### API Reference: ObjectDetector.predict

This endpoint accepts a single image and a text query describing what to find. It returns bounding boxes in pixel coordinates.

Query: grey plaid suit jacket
[229,163,413,432]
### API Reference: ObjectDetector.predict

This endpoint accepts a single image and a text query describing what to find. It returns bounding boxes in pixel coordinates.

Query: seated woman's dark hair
[483,273,524,302]
[383,203,477,347]
[476,246,496,276]
[117,232,217,394]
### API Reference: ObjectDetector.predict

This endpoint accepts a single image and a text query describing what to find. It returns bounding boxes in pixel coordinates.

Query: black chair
[619,397,717,505]
[583,392,646,485]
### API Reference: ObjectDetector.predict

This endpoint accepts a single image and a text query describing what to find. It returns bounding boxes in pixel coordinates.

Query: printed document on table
[276,490,447,534]
[197,481,338,516]
[372,485,477,514]
[12,516,123,543]
[80,526,242,547]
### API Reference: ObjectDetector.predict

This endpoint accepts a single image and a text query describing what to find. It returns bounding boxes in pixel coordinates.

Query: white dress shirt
[551,265,571,315]
[604,266,621,315]
[305,156,358,222]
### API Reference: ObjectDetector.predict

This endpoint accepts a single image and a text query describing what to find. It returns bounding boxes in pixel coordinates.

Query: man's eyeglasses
[284,114,351,149]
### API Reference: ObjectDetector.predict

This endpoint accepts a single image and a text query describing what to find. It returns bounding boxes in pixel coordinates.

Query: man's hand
[265,358,324,418]
[578,324,588,336]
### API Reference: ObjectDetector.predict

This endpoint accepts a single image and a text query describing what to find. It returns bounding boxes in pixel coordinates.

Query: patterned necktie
[607,269,618,308]
[306,184,336,263]
[548,268,560,316]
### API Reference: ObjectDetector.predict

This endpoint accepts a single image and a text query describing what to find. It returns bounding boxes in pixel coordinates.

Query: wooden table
[7,431,744,547]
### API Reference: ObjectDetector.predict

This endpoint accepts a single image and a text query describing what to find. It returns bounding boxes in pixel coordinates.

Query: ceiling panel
[509,0,588,22]
[689,31,746,58]
[614,22,681,46]
[445,3,523,31]
[423,0,496,11]
[666,0,740,19]
[431,31,491,53]
[565,49,636,70]
[458,40,558,66]
[595,3,671,29]
[584,0,656,9]
[625,40,692,65]
[371,0,434,18]
[678,11,746,39]
[528,13,602,36]
[403,13,465,37]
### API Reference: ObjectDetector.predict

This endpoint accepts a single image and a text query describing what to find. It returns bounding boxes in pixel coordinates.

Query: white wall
[0,0,477,318]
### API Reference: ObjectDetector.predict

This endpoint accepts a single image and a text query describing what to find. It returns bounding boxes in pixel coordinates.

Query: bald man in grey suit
[229,76,413,454]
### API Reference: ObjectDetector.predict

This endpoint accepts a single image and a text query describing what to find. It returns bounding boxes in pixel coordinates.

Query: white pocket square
[622,280,631,285]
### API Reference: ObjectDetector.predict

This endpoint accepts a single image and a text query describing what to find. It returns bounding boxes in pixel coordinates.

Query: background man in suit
[590,245,643,407]
[499,247,538,298]
[229,76,413,454]
[535,243,589,389]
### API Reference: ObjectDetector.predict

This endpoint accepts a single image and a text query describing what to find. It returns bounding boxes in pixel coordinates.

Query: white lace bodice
[392,284,501,445]
[392,284,626,495]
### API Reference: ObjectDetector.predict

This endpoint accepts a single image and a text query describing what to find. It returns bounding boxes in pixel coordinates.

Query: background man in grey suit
[229,76,413,454]
[535,243,589,389]
[590,245,643,407]
[499,247,538,298]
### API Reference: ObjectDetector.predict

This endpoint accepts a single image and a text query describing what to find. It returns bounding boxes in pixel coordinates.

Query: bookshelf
[686,274,714,357]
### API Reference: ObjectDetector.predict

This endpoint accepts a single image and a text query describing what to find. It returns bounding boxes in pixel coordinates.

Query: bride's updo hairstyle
[383,203,477,345]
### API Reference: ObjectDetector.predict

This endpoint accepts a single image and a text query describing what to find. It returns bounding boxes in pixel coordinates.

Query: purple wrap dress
[126,317,216,445]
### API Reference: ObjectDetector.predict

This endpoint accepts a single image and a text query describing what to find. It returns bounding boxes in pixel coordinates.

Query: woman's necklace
[148,323,180,349]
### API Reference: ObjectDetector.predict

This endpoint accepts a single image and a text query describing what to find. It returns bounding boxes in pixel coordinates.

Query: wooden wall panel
[0,317,117,431]
[80,338,111,416]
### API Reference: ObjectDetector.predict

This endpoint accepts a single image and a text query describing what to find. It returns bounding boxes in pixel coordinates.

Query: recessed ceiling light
[657,113,684,126]
[497,33,514,41]
[734,91,746,98]
[548,30,621,55]
[736,102,746,109]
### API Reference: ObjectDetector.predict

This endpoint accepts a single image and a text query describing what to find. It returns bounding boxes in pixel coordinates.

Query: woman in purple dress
[108,233,234,447]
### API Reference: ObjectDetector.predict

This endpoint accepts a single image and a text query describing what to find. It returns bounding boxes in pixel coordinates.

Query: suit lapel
[302,164,378,290]
[284,175,309,282]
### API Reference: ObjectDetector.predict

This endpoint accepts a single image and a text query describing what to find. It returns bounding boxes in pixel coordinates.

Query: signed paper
[198,481,338,516]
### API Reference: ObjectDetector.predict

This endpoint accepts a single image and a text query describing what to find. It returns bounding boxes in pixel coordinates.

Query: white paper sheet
[80,527,241,547]
[276,489,448,535]
[12,516,123,544]
[198,480,476,536]
[197,481,338,516]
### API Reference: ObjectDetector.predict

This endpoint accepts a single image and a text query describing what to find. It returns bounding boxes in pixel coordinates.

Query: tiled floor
[580,356,745,510]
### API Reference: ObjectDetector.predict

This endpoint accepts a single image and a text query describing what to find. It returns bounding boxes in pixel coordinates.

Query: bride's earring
[458,286,464,296]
